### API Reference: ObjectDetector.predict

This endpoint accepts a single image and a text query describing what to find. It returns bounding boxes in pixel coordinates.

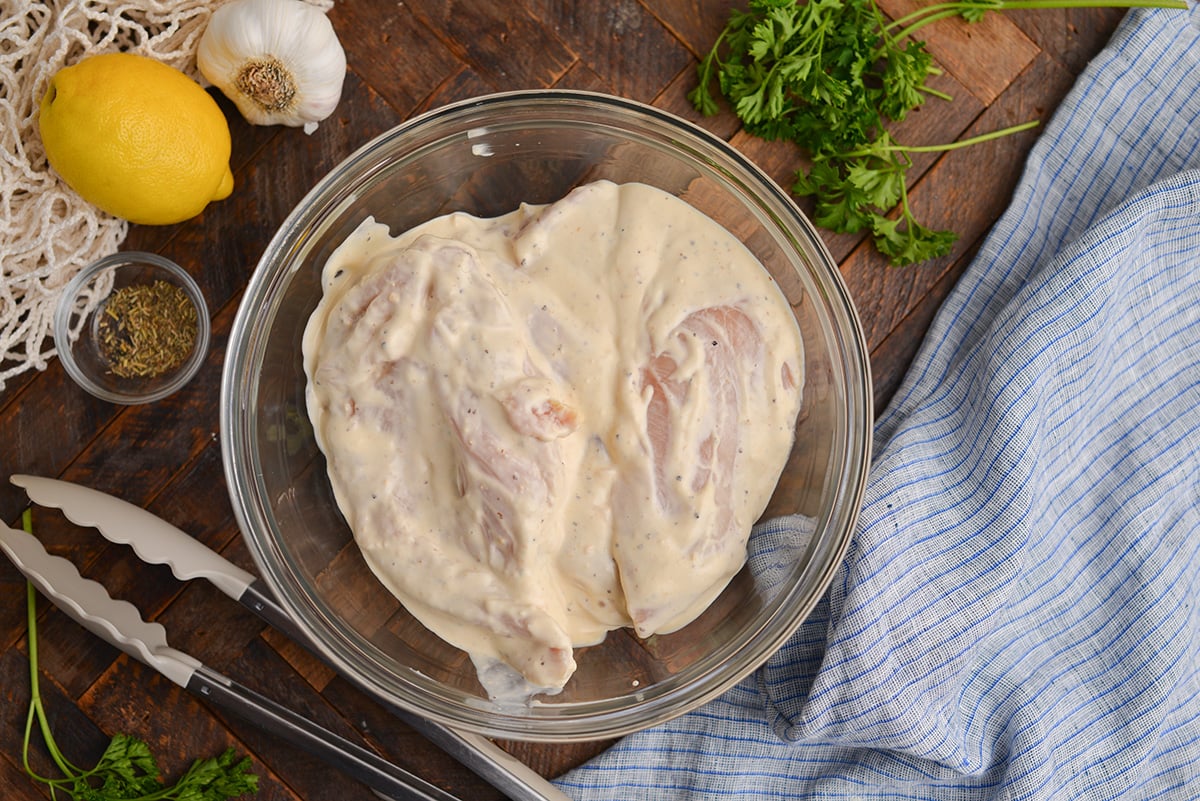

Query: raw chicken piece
[614,305,785,637]
[308,235,585,692]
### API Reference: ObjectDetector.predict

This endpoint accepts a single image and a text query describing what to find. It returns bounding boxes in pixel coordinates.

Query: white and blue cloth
[556,5,1200,799]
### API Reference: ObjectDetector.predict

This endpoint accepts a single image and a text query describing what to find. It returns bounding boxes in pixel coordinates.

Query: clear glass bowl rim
[221,89,873,741]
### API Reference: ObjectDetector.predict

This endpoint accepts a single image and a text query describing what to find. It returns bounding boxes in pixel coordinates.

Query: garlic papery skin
[198,0,346,135]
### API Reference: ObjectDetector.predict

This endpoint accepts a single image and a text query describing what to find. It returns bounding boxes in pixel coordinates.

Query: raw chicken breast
[615,305,792,636]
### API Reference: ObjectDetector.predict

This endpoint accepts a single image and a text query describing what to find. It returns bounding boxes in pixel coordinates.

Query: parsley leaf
[872,210,959,266]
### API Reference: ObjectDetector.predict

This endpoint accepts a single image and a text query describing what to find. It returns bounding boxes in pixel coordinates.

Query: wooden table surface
[1,2,1129,798]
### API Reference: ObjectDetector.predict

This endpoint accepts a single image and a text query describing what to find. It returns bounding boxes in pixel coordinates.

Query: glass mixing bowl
[221,90,872,741]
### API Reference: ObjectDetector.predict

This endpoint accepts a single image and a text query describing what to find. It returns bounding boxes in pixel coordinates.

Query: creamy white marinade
[302,180,804,699]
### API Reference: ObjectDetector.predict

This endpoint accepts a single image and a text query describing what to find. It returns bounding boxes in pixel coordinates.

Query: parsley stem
[890,8,966,41]
[885,1,998,31]
[22,510,84,787]
[845,120,1040,158]
[22,583,46,780]
[690,27,728,114]
[920,85,955,102]
[992,0,1186,7]
[886,0,1185,42]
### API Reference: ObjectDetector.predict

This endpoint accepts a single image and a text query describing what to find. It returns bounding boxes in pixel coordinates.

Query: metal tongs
[2,474,569,801]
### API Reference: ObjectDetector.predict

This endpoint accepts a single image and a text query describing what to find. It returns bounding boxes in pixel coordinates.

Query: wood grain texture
[0,1,1131,797]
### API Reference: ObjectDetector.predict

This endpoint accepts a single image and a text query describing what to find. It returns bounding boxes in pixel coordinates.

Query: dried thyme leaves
[97,280,198,378]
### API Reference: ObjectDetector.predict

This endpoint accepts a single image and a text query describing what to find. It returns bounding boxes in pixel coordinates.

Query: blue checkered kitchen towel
[556,5,1200,799]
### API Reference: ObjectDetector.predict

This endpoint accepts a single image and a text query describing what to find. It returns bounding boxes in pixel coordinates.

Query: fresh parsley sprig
[19,509,259,801]
[690,0,1187,265]
[795,121,1039,264]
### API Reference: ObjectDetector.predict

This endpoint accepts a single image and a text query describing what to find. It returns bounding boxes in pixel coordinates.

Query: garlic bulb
[198,0,346,135]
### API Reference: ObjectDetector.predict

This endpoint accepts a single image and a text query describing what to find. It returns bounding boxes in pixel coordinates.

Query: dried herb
[97,280,198,378]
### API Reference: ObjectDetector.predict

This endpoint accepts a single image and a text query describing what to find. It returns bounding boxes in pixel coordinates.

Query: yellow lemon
[39,52,234,226]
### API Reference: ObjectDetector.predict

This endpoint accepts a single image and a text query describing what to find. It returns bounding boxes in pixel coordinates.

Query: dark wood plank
[523,0,694,102]
[868,248,974,416]
[1,553,29,650]
[1008,6,1127,74]
[330,3,465,116]
[0,755,51,801]
[643,0,746,58]
[405,0,578,89]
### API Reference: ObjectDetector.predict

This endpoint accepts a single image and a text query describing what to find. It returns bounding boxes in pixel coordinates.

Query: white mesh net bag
[0,0,330,392]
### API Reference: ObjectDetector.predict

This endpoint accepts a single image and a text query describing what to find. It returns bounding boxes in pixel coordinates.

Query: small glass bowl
[53,251,210,404]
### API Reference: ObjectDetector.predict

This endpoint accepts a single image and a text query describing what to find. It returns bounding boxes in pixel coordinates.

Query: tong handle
[190,665,460,801]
